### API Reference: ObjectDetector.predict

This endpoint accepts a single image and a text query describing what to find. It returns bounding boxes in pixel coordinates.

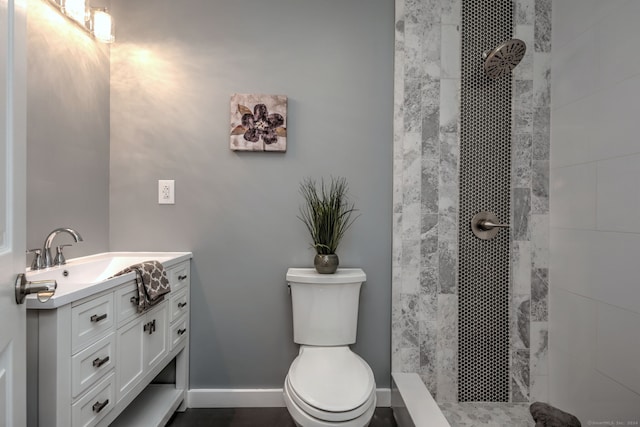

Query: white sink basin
[25,251,192,309]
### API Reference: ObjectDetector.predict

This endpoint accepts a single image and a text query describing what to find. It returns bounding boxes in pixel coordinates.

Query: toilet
[283,268,376,427]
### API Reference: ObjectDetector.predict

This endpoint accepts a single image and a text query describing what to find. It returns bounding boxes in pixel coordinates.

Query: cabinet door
[144,303,167,371]
[116,315,144,402]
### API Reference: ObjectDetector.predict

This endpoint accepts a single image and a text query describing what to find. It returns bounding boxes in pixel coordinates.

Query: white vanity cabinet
[116,302,168,401]
[28,257,191,427]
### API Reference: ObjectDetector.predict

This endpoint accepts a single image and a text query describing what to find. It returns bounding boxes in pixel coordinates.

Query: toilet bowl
[283,346,376,427]
[284,269,376,427]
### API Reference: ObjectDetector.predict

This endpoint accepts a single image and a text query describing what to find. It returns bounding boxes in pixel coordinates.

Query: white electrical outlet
[158,180,175,204]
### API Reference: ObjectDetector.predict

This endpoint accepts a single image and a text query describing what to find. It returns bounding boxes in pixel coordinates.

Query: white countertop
[25,251,193,309]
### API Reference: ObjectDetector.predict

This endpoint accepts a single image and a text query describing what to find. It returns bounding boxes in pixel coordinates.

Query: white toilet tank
[287,268,366,346]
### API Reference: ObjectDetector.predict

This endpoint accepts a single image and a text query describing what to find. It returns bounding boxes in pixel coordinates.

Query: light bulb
[92,10,114,43]
[63,0,88,25]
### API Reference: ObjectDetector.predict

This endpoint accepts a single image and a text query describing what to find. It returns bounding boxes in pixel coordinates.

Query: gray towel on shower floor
[530,402,581,427]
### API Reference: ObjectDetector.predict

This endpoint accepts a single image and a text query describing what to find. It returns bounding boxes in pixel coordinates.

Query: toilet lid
[288,347,375,413]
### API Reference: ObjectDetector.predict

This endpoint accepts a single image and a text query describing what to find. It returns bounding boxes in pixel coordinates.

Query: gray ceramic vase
[314,254,339,274]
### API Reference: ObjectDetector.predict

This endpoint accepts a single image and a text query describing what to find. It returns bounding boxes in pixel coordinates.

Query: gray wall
[109,0,394,388]
[26,0,110,259]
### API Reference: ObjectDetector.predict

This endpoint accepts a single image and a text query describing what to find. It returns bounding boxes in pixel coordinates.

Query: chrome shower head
[482,39,527,79]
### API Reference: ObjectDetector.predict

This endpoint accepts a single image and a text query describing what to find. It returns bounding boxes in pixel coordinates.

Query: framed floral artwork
[229,93,287,152]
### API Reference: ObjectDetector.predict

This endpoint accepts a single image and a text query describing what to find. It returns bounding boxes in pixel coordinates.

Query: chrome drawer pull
[177,328,187,336]
[178,302,187,308]
[178,274,188,281]
[92,399,109,413]
[92,356,110,368]
[90,313,107,322]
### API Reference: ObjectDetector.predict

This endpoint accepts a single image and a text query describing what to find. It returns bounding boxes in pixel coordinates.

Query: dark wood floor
[167,407,397,427]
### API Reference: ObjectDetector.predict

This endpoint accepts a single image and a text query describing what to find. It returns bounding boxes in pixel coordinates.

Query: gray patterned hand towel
[112,261,171,313]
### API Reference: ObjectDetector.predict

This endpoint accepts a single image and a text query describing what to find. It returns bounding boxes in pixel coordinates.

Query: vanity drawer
[115,281,140,327]
[170,315,188,351]
[72,372,114,427]
[72,333,115,399]
[169,289,189,324]
[72,293,114,353]
[167,262,189,293]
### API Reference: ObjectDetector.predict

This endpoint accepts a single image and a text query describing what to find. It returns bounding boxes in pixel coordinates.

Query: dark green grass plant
[298,177,359,255]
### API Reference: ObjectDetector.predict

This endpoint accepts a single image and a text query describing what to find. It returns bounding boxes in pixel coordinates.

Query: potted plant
[298,176,359,274]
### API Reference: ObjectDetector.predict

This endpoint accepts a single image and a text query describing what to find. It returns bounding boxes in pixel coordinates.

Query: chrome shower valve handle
[471,211,510,240]
[478,219,509,230]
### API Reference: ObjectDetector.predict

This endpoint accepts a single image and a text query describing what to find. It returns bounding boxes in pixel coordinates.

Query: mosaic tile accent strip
[458,0,513,402]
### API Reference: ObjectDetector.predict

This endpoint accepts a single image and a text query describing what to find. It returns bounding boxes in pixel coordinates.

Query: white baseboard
[187,388,391,408]
[188,389,286,408]
[376,389,391,407]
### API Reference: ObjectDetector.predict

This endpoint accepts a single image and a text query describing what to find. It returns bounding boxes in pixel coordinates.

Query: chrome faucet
[40,228,83,269]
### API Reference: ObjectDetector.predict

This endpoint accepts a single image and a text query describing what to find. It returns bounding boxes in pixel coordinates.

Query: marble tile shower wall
[392,0,551,403]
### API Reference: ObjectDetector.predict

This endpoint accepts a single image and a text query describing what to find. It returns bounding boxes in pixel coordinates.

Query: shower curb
[391,373,451,427]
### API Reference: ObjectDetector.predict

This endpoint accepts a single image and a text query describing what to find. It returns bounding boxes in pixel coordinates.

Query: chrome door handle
[15,273,57,304]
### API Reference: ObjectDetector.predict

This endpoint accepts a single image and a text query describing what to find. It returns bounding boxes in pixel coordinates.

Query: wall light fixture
[47,0,114,43]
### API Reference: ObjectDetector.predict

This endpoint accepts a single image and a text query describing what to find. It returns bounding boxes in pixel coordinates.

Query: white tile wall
[596,1,640,87]
[549,228,594,297]
[552,0,626,53]
[597,154,640,233]
[586,371,640,422]
[549,288,596,359]
[596,303,640,395]
[548,338,593,415]
[551,0,640,421]
[590,232,640,313]
[550,97,598,167]
[551,28,599,108]
[549,163,596,229]
[592,76,640,161]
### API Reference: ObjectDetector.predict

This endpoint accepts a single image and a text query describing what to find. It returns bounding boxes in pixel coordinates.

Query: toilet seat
[284,381,376,427]
[285,375,376,422]
[286,346,376,423]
